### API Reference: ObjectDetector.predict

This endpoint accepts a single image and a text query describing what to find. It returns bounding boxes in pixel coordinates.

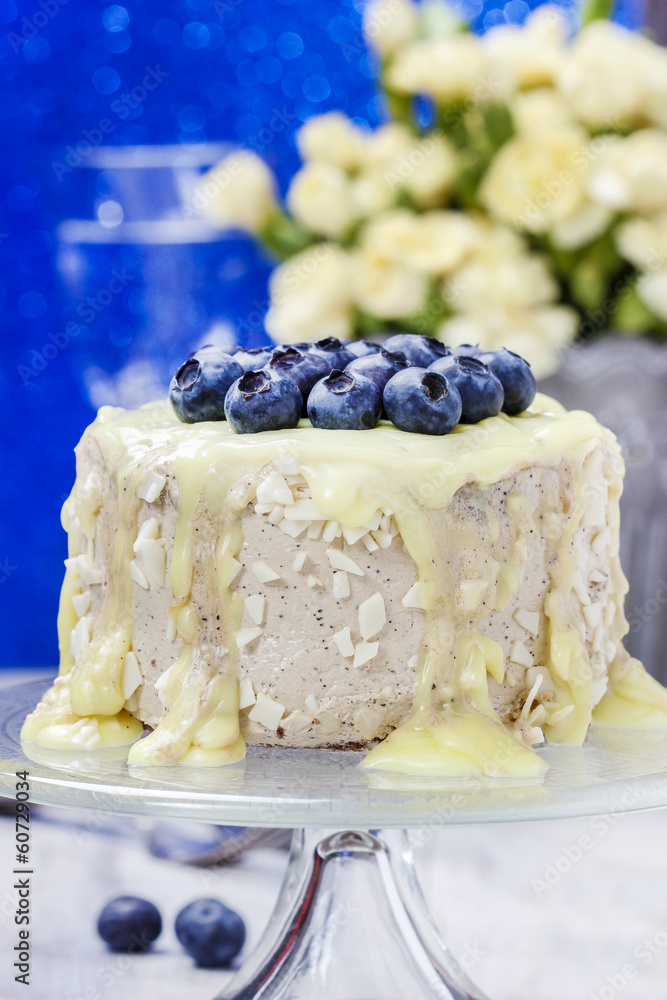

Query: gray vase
[541,336,667,683]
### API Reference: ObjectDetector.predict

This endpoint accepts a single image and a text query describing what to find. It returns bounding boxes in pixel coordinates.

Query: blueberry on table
[479,348,537,416]
[169,349,243,423]
[269,346,331,404]
[307,337,356,371]
[429,356,504,423]
[97,897,162,953]
[383,334,449,368]
[345,348,413,392]
[224,369,303,433]
[175,898,246,968]
[233,346,274,371]
[307,370,381,430]
[383,368,462,435]
[345,340,384,359]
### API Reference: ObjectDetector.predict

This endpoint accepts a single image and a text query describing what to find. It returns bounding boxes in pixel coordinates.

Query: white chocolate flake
[513,608,540,636]
[244,595,265,626]
[353,641,379,668]
[249,692,285,731]
[332,571,350,599]
[137,470,166,504]
[239,677,256,710]
[72,591,92,618]
[236,627,263,648]
[292,551,308,572]
[256,470,293,506]
[332,626,355,658]
[358,592,386,640]
[122,651,142,700]
[251,560,281,584]
[510,640,533,669]
[401,582,423,609]
[326,549,364,576]
[129,560,149,590]
[305,694,319,716]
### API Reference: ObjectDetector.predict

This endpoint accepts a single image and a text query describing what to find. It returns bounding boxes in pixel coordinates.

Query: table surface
[2,671,667,999]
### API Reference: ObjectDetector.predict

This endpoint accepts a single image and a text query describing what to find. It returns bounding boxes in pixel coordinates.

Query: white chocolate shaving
[137,470,166,504]
[244,595,265,626]
[129,560,149,590]
[239,677,256,709]
[513,608,540,636]
[332,626,355,658]
[326,549,364,576]
[333,571,350,599]
[358,592,386,640]
[248,692,285,731]
[251,560,280,584]
[353,641,379,668]
[236,627,263,648]
[122,651,142,699]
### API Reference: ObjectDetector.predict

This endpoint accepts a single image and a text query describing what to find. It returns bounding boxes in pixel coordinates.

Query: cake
[22,365,667,777]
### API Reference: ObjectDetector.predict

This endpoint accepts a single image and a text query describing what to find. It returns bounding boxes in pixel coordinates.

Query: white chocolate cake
[22,394,667,776]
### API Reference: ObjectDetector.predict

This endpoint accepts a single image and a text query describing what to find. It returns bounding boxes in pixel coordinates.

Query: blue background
[0,0,643,666]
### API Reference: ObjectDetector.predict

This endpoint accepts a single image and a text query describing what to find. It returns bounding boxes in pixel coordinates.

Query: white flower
[383,133,459,209]
[296,112,368,172]
[198,151,276,233]
[362,0,419,58]
[586,130,667,215]
[444,254,557,314]
[265,244,354,344]
[351,244,427,319]
[286,162,358,239]
[637,269,667,322]
[549,202,611,251]
[360,209,478,275]
[350,169,397,217]
[386,34,496,104]
[559,21,667,130]
[511,87,571,137]
[484,5,567,93]
[616,213,667,271]
[438,306,577,379]
[362,121,415,167]
[480,125,596,234]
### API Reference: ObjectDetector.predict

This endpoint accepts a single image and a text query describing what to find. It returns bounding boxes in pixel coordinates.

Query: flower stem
[580,0,614,26]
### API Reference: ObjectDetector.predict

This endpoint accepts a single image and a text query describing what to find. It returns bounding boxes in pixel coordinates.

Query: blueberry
[233,346,274,371]
[169,349,243,424]
[448,343,483,358]
[269,346,331,405]
[479,348,537,416]
[346,340,383,359]
[175,898,246,969]
[383,334,449,368]
[224,369,303,434]
[97,897,162,953]
[383,368,462,435]
[345,348,413,392]
[429,356,504,423]
[307,337,356,370]
[307,370,381,430]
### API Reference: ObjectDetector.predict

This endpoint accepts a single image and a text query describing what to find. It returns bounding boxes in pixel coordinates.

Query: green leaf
[613,285,663,334]
[580,0,614,27]
[258,211,314,260]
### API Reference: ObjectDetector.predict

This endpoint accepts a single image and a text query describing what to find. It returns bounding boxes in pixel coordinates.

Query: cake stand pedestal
[3,676,667,1000]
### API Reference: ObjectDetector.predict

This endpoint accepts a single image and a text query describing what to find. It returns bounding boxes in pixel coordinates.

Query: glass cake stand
[3,675,667,1000]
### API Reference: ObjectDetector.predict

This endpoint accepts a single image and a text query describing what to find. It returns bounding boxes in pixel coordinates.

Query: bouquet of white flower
[198,0,667,378]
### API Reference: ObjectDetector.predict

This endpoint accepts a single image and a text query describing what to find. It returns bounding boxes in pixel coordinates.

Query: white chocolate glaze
[21,394,667,775]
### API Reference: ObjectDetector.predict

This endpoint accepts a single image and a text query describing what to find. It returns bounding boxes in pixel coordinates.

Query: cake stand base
[219,828,488,1000]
